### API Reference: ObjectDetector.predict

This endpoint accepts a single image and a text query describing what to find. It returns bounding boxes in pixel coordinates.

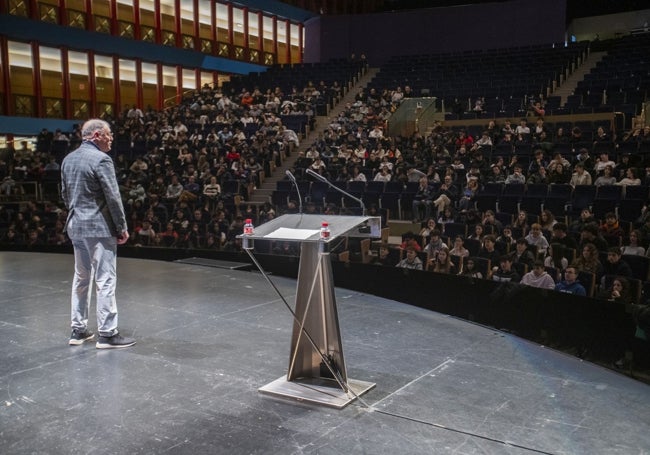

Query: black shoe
[69,328,95,346]
[96,334,136,349]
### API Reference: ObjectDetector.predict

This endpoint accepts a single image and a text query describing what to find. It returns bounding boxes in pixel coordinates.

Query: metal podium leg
[258,242,375,408]
[288,243,346,383]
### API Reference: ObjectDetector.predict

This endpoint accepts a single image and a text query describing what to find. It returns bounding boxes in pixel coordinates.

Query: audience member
[496,225,516,248]
[621,230,645,256]
[570,209,596,234]
[570,163,592,186]
[400,232,422,252]
[418,218,437,238]
[396,246,423,270]
[520,261,556,289]
[477,234,501,264]
[460,258,483,278]
[492,255,521,283]
[554,266,587,296]
[430,247,457,274]
[574,243,604,282]
[449,235,470,260]
[550,222,578,251]
[422,224,444,250]
[601,248,634,285]
[511,237,536,270]
[599,212,625,239]
[374,245,396,266]
[544,243,569,279]
[594,165,616,186]
[539,209,557,231]
[524,223,550,256]
[597,276,633,304]
[411,176,434,222]
[512,210,530,236]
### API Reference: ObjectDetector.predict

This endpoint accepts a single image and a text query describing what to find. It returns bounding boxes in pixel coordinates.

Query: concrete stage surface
[0,251,649,454]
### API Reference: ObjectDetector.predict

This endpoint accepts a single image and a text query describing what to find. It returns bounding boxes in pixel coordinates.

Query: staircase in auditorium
[553,51,606,106]
[247,67,380,206]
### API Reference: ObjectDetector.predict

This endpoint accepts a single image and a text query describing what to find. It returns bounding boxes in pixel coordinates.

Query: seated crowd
[1,72,650,305]
[283,90,650,305]
[0,80,331,251]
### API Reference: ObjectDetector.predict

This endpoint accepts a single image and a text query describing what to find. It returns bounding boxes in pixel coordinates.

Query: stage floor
[1,251,649,455]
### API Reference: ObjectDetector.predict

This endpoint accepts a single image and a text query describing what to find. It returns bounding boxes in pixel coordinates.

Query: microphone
[305,168,328,184]
[285,169,303,214]
[306,168,365,215]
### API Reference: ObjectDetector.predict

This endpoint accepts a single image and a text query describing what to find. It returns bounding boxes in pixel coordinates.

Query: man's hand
[117,231,130,245]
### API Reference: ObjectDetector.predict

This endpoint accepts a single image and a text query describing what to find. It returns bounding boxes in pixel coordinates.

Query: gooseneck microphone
[285,169,303,214]
[306,168,366,215]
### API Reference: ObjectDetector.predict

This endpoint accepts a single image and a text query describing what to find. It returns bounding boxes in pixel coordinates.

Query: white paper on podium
[264,227,320,240]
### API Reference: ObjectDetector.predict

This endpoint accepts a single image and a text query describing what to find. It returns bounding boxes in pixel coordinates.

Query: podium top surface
[240,214,381,242]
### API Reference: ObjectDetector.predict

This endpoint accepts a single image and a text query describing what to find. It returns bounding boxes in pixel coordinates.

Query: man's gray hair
[81,119,110,140]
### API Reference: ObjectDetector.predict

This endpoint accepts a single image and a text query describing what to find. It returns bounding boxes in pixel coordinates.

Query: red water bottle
[320,222,330,240]
[244,218,254,236]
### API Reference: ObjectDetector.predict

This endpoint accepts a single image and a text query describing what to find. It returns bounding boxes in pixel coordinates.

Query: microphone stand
[285,170,303,214]
[306,169,365,216]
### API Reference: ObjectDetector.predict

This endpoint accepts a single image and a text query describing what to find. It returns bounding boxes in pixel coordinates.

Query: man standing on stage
[61,118,136,349]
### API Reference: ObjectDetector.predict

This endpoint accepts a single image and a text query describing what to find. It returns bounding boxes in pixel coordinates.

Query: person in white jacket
[520,261,556,290]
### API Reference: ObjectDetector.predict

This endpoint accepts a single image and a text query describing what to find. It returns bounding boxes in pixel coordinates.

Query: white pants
[71,237,119,337]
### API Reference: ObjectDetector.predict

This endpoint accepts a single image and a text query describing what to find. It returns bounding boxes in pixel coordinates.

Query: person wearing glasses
[61,118,135,349]
[554,266,586,296]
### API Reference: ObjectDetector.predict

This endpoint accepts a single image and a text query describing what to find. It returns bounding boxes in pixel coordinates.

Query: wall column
[298,23,303,63]
[156,62,163,110]
[243,6,249,59]
[176,65,182,104]
[154,0,162,44]
[272,15,278,63]
[0,36,12,116]
[285,19,291,64]
[227,2,234,58]
[210,0,217,53]
[113,55,121,115]
[31,42,43,117]
[174,0,181,47]
[135,58,143,109]
[257,11,263,64]
[133,0,141,40]
[28,0,38,20]
[88,52,97,118]
[85,0,94,32]
[57,0,66,26]
[110,0,118,36]
[193,0,200,52]
[61,47,71,118]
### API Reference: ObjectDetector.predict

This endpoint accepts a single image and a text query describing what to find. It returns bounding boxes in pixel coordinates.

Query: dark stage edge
[1,252,649,455]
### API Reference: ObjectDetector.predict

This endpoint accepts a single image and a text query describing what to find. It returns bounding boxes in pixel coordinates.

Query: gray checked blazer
[61,142,127,239]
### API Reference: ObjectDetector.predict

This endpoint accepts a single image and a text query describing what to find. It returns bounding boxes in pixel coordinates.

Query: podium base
[259,376,375,409]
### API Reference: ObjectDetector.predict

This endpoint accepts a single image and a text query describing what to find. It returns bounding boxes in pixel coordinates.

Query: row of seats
[222,59,365,103]
[278,180,650,201]
[373,34,648,126]
[371,42,586,102]
[578,33,650,96]
[273,179,650,222]
[475,184,645,221]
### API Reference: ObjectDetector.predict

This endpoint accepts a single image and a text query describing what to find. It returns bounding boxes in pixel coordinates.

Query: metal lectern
[242,214,381,408]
